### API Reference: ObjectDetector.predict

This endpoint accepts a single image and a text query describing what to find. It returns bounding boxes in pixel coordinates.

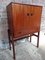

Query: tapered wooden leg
[8,29,11,50]
[12,40,15,60]
[9,38,11,50]
[30,35,31,42]
[37,32,40,48]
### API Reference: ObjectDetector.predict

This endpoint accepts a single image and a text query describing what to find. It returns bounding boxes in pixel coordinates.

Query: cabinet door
[12,4,24,38]
[23,5,31,35]
[30,6,42,32]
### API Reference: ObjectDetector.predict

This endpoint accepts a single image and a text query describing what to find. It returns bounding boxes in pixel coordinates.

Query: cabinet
[7,3,42,39]
[7,2,42,60]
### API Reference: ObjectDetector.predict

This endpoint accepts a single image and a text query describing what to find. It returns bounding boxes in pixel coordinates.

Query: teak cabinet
[7,2,42,60]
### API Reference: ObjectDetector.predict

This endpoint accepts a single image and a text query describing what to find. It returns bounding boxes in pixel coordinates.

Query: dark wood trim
[12,40,16,60]
[8,30,40,60]
[8,29,11,50]
[29,32,40,47]
[32,34,38,37]
[37,32,40,47]
[30,35,31,42]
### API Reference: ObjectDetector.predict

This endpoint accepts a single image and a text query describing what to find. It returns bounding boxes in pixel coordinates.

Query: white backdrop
[0,0,14,48]
[0,0,45,48]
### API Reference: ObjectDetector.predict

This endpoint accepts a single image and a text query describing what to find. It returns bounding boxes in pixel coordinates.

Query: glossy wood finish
[7,3,42,39]
[23,5,30,34]
[12,4,24,38]
[7,2,42,60]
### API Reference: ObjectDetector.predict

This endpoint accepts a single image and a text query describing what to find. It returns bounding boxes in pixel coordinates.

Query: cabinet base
[8,30,40,60]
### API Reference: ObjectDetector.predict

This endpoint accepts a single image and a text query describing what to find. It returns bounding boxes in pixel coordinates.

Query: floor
[0,31,45,60]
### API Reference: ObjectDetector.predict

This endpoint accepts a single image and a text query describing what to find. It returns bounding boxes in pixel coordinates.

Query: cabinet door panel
[34,6,42,31]
[29,6,36,32]
[30,6,42,32]
[23,5,31,34]
[12,4,24,38]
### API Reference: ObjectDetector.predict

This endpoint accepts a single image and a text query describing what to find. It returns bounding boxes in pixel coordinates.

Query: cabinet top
[7,2,42,7]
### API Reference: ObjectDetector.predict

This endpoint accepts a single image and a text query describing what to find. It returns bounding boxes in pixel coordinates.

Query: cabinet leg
[12,40,15,60]
[8,29,11,50]
[37,32,40,48]
[9,38,11,50]
[30,35,31,42]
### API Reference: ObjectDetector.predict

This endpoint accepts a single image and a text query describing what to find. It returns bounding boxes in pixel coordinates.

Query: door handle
[30,13,33,16]
[27,13,30,16]
[27,13,33,16]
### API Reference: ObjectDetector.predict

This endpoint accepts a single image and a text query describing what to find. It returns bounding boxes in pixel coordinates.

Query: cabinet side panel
[7,4,14,36]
